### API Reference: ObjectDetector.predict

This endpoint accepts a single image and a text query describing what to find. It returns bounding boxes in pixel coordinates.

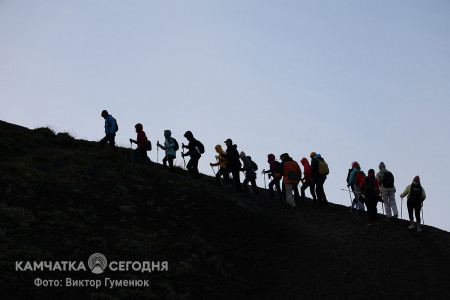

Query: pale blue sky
[1,1,450,230]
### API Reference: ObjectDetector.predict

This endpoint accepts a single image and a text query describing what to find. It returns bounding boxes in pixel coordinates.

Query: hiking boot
[417,224,423,232]
[408,222,416,230]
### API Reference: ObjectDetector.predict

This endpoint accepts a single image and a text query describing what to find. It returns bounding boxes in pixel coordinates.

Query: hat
[413,175,420,183]
[184,131,193,139]
[280,153,289,159]
[239,151,246,159]
[368,169,375,175]
[224,138,232,144]
[351,161,358,168]
[310,152,317,158]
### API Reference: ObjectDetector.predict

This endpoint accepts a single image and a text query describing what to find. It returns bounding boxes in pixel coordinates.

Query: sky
[1,0,450,231]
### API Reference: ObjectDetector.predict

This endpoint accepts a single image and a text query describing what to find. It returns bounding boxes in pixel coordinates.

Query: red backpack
[354,171,365,186]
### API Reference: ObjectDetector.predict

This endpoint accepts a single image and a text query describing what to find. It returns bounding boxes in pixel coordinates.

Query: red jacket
[135,124,147,147]
[300,158,311,181]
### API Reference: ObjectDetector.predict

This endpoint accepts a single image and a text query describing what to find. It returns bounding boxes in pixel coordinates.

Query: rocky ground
[1,120,450,300]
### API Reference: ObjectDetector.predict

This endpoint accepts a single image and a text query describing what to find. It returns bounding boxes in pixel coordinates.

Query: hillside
[1,120,450,300]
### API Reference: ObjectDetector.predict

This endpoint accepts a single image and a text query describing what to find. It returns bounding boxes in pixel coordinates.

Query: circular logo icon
[88,253,107,274]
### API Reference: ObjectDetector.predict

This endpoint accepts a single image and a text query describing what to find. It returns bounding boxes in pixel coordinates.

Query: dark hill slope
[1,120,450,300]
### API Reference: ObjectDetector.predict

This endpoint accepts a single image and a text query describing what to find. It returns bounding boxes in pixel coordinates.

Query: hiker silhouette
[129,123,151,165]
[310,152,329,205]
[223,139,242,192]
[99,110,117,151]
[210,144,231,186]
[181,131,202,178]
[263,154,283,202]
[400,175,427,232]
[376,162,399,221]
[157,130,176,172]
[240,151,259,196]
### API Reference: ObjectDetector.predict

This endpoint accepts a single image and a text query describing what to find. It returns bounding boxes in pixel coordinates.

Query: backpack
[146,139,152,151]
[250,159,258,171]
[195,140,205,154]
[363,176,377,198]
[318,159,329,175]
[346,169,352,184]
[273,161,282,178]
[172,138,179,151]
[354,171,365,186]
[410,183,423,202]
[382,171,394,188]
[113,118,119,133]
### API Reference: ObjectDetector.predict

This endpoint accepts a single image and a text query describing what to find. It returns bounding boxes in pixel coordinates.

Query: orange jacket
[282,160,302,184]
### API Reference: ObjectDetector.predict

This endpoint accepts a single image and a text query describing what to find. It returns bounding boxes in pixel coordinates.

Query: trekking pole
[421,203,425,225]
[229,172,234,189]
[341,188,353,207]
[261,169,267,188]
[401,197,403,219]
[130,141,134,163]
[157,143,159,164]
[215,155,223,185]
[181,143,186,170]
[217,167,223,185]
[210,164,216,175]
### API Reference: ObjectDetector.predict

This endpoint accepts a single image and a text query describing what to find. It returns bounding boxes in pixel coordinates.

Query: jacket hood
[164,130,172,137]
[215,144,223,151]
[267,154,275,162]
[135,123,143,132]
[184,131,194,140]
[300,157,310,166]
[239,151,246,159]
[413,175,420,184]
[283,156,293,162]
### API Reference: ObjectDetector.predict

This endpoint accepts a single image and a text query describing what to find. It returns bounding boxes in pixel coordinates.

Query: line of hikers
[98,110,329,205]
[100,110,427,231]
[347,161,426,231]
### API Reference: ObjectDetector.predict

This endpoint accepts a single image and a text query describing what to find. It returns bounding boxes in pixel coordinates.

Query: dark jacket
[241,156,257,178]
[267,154,282,178]
[225,144,241,171]
[183,131,201,159]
